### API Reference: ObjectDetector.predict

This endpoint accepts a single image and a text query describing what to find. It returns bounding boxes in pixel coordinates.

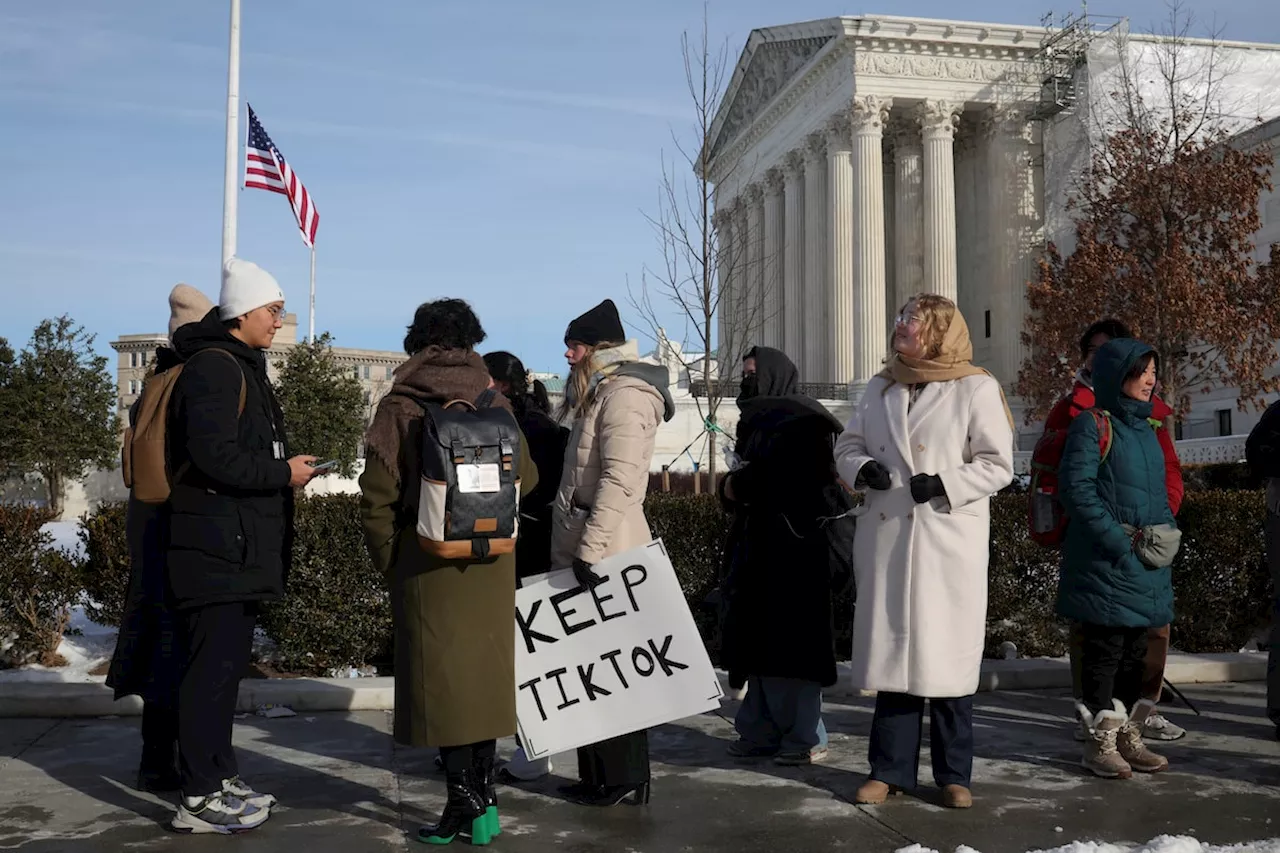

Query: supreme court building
[706,14,1280,433]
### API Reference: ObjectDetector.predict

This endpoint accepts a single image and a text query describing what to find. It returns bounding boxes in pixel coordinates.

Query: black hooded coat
[716,347,854,688]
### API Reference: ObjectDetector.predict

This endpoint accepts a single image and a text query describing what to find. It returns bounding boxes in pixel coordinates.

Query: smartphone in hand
[310,459,339,472]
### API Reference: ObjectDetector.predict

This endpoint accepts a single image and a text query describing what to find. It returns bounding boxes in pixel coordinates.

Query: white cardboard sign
[513,540,723,759]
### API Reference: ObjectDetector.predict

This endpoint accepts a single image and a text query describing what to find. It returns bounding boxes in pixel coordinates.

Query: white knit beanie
[219,258,285,320]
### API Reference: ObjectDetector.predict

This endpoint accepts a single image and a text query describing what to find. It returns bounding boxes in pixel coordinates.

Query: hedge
[41,487,1280,673]
[0,505,81,668]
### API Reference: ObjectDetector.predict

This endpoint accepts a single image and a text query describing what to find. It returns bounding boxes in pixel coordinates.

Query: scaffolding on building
[1029,4,1126,122]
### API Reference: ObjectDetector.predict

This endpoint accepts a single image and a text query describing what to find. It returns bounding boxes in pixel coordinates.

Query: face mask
[738,373,759,401]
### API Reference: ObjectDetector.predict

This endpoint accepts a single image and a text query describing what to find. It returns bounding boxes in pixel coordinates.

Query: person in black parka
[717,346,854,766]
[165,259,322,835]
[107,285,214,795]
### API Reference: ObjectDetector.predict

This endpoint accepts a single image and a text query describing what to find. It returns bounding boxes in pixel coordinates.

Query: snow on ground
[0,604,116,683]
[40,520,84,559]
[899,836,1280,853]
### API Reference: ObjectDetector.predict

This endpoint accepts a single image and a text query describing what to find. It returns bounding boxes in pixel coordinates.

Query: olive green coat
[359,431,537,748]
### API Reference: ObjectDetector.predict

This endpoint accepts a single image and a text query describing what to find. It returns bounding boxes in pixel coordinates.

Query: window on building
[1174,420,1184,441]
[140,351,148,367]
[361,365,371,380]
[129,352,138,368]
[385,365,395,381]
[352,365,361,380]
[984,310,991,339]
[1216,408,1233,437]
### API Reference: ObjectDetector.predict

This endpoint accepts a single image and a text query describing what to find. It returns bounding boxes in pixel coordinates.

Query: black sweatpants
[577,730,650,787]
[1078,622,1149,717]
[176,602,257,797]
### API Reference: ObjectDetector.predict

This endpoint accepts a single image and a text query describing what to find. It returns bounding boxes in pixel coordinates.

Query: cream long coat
[834,374,1014,698]
[550,373,666,567]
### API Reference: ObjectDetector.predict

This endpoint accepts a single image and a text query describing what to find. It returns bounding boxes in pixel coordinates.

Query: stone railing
[1012,434,1248,476]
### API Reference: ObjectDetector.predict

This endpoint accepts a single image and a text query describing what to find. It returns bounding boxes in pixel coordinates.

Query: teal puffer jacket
[1055,338,1176,628]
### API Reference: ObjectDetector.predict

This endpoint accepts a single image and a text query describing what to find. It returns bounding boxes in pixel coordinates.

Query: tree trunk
[45,469,63,520]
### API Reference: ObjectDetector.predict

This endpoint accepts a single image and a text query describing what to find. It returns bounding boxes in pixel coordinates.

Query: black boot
[417,768,490,846]
[473,753,500,838]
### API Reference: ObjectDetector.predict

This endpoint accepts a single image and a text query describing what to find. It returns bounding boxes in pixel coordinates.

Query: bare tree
[629,4,772,480]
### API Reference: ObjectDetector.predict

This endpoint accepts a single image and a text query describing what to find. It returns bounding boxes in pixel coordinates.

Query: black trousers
[1078,622,1148,717]
[141,700,179,771]
[868,692,974,789]
[577,730,650,787]
[176,602,257,797]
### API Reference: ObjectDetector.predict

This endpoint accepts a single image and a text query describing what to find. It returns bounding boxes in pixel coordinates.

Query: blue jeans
[868,692,974,789]
[734,676,828,754]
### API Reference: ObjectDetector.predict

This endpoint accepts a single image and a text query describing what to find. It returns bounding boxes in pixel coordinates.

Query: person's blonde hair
[558,341,622,421]
[892,293,957,361]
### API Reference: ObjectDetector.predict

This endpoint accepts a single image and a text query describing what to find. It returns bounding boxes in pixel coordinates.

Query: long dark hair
[483,351,533,419]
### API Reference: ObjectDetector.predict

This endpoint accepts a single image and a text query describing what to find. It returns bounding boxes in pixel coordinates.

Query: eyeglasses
[894,313,922,328]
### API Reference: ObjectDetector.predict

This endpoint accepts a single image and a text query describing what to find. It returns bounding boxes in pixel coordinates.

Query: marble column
[802,134,828,382]
[954,128,977,336]
[892,117,924,315]
[729,200,749,351]
[745,184,765,348]
[712,206,734,364]
[916,100,962,302]
[762,168,786,350]
[985,106,1042,387]
[782,151,806,361]
[850,95,892,387]
[883,143,896,334]
[826,111,856,386]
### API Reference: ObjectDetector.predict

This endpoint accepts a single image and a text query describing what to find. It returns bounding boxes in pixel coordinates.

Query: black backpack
[416,389,523,560]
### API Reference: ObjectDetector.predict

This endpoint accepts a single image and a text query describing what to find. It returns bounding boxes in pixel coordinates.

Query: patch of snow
[0,604,115,683]
[40,521,84,559]
[898,836,1280,853]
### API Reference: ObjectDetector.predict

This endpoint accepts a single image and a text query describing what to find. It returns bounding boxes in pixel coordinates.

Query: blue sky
[2,1,1276,375]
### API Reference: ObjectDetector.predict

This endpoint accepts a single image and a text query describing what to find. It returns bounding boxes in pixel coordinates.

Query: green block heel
[469,814,492,846]
[486,805,500,837]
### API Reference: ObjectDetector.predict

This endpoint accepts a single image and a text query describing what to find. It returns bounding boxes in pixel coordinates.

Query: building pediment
[711,32,837,160]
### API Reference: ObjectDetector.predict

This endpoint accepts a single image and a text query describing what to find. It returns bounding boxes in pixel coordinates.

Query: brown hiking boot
[854,779,902,805]
[941,785,972,809]
[1077,702,1132,779]
[1118,699,1169,773]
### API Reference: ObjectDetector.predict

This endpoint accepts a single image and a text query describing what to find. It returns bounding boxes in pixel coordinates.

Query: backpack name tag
[457,463,501,494]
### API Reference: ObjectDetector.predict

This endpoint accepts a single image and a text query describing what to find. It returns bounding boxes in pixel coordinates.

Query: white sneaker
[172,792,269,834]
[1142,713,1187,741]
[222,776,278,810]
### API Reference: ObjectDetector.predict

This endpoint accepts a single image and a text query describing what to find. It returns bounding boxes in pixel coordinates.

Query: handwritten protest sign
[513,539,723,760]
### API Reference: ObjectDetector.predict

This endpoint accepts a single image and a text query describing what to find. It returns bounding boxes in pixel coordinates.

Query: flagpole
[308,244,316,344]
[220,0,241,273]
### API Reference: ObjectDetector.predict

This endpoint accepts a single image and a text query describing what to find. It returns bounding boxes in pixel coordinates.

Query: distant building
[109,313,407,443]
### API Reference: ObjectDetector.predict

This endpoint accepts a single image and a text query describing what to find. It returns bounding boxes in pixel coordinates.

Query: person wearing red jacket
[1048,319,1187,743]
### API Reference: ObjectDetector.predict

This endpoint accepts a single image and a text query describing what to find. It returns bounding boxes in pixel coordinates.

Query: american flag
[244,103,319,247]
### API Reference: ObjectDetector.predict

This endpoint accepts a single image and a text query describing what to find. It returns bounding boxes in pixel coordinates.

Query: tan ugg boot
[1117,699,1169,773]
[854,779,902,805]
[1077,702,1133,779]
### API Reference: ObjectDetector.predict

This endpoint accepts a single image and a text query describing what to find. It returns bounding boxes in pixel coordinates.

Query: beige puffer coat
[551,357,673,567]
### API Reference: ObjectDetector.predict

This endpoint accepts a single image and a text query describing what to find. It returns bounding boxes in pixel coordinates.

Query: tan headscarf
[879,309,1016,430]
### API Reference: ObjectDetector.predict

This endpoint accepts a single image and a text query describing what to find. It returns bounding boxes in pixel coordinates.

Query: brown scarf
[364,346,512,486]
[879,310,1016,430]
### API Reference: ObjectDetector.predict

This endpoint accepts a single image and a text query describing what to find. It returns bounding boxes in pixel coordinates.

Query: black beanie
[564,299,626,346]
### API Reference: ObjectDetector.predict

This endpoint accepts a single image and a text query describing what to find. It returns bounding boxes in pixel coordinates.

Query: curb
[0,652,1266,718]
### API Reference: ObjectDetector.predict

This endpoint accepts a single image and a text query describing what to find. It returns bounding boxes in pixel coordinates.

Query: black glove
[858,460,892,491]
[910,473,947,504]
[572,558,606,589]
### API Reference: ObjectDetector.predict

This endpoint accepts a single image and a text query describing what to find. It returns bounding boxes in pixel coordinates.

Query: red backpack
[1028,409,1113,548]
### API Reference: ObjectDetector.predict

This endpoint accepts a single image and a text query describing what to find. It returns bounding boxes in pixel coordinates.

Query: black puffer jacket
[514,407,569,580]
[166,310,294,609]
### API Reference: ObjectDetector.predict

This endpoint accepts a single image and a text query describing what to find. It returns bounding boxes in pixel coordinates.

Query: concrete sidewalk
[1,683,1277,853]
